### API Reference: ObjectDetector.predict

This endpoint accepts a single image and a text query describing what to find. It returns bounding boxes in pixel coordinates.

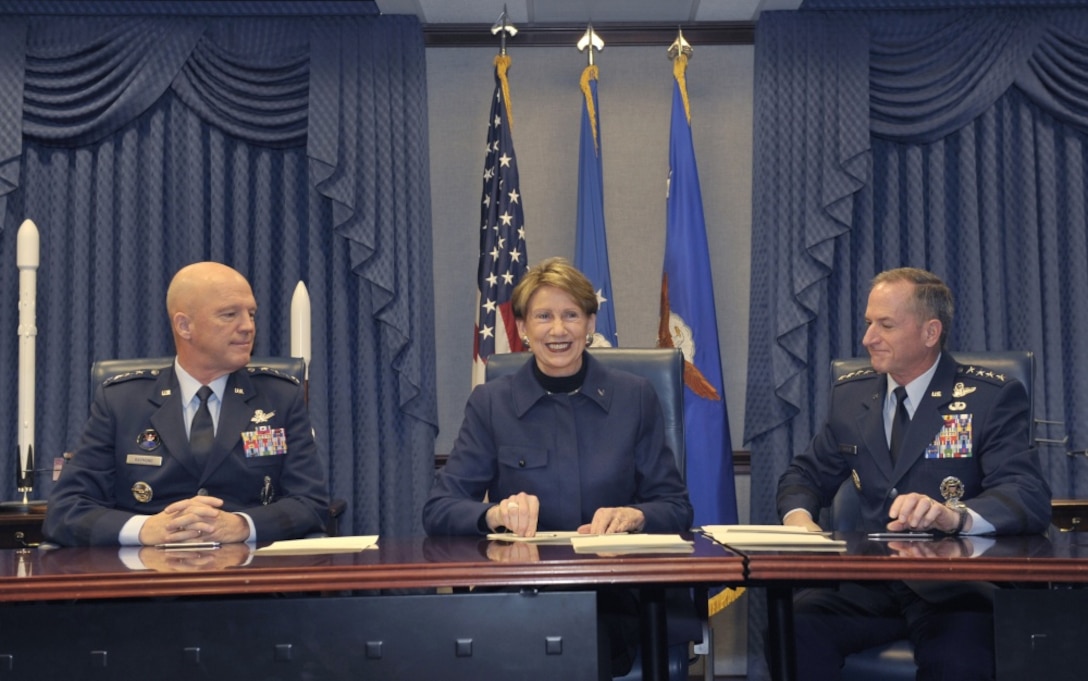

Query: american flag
[473,55,527,385]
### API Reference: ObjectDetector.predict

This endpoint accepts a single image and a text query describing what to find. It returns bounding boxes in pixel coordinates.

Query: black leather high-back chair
[827,350,1034,681]
[89,355,344,536]
[485,348,709,681]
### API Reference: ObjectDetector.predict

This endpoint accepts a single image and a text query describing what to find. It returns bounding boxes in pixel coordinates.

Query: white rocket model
[290,280,311,380]
[16,219,38,501]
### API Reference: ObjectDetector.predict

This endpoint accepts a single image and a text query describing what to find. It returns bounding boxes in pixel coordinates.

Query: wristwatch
[940,476,969,534]
[948,502,968,535]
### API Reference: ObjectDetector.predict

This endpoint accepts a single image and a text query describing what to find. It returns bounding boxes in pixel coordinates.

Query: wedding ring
[507,502,519,511]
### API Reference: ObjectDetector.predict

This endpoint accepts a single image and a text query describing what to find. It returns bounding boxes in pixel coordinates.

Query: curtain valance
[18,17,310,147]
[869,9,1088,142]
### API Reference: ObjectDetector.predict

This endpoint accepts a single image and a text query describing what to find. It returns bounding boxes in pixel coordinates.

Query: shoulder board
[836,367,877,384]
[246,365,301,385]
[956,364,1011,386]
[103,368,164,387]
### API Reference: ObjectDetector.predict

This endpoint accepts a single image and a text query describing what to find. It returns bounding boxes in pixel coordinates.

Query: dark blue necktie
[890,386,910,463]
[190,385,215,460]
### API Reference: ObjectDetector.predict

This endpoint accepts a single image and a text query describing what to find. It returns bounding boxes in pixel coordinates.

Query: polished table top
[0,533,745,603]
[5,529,1086,606]
[743,529,1088,584]
[738,529,1088,681]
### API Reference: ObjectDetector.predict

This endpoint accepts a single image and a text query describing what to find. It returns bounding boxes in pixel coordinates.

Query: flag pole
[577,24,603,66]
[668,27,694,126]
[491,7,517,130]
[490,4,517,56]
[668,26,693,62]
[577,25,604,154]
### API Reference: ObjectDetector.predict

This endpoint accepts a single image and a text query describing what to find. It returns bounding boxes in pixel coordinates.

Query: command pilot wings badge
[251,409,275,424]
[952,382,977,398]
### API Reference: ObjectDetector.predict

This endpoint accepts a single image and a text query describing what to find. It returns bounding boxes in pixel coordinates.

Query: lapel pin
[136,429,161,452]
[131,481,153,503]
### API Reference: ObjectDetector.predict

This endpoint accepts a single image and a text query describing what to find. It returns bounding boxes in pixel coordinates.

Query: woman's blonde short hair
[511,257,598,319]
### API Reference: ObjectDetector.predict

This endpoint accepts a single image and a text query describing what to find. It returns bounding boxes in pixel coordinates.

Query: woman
[423,258,696,678]
[423,256,692,538]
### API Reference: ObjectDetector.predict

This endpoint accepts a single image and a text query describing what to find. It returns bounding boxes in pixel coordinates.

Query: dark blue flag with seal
[658,52,741,615]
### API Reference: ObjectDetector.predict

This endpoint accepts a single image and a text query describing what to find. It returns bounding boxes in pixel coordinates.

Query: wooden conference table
[4,530,1085,681]
[747,528,1088,681]
[0,533,744,681]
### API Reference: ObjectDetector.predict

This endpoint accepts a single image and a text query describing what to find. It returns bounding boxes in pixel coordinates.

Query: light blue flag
[660,60,739,535]
[575,65,617,347]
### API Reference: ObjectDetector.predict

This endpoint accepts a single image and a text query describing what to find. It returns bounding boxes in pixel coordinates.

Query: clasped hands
[485,491,646,537]
[138,494,251,545]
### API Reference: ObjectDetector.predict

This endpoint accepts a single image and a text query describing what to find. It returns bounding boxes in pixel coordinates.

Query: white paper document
[701,525,846,552]
[254,535,379,556]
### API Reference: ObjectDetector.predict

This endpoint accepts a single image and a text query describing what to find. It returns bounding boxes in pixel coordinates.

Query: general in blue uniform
[44,363,328,546]
[778,352,1050,535]
[44,262,328,547]
[777,267,1050,681]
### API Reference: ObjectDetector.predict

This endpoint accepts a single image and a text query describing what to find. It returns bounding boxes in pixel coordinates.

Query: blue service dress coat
[423,353,693,536]
[44,364,329,546]
[777,352,1051,534]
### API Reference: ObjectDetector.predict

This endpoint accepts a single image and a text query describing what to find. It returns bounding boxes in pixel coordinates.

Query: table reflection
[137,542,252,571]
[840,531,1056,560]
[485,540,540,562]
[422,535,583,564]
[884,536,976,558]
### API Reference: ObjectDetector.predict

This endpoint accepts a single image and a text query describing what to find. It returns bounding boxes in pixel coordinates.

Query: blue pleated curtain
[0,5,437,538]
[746,8,1088,678]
